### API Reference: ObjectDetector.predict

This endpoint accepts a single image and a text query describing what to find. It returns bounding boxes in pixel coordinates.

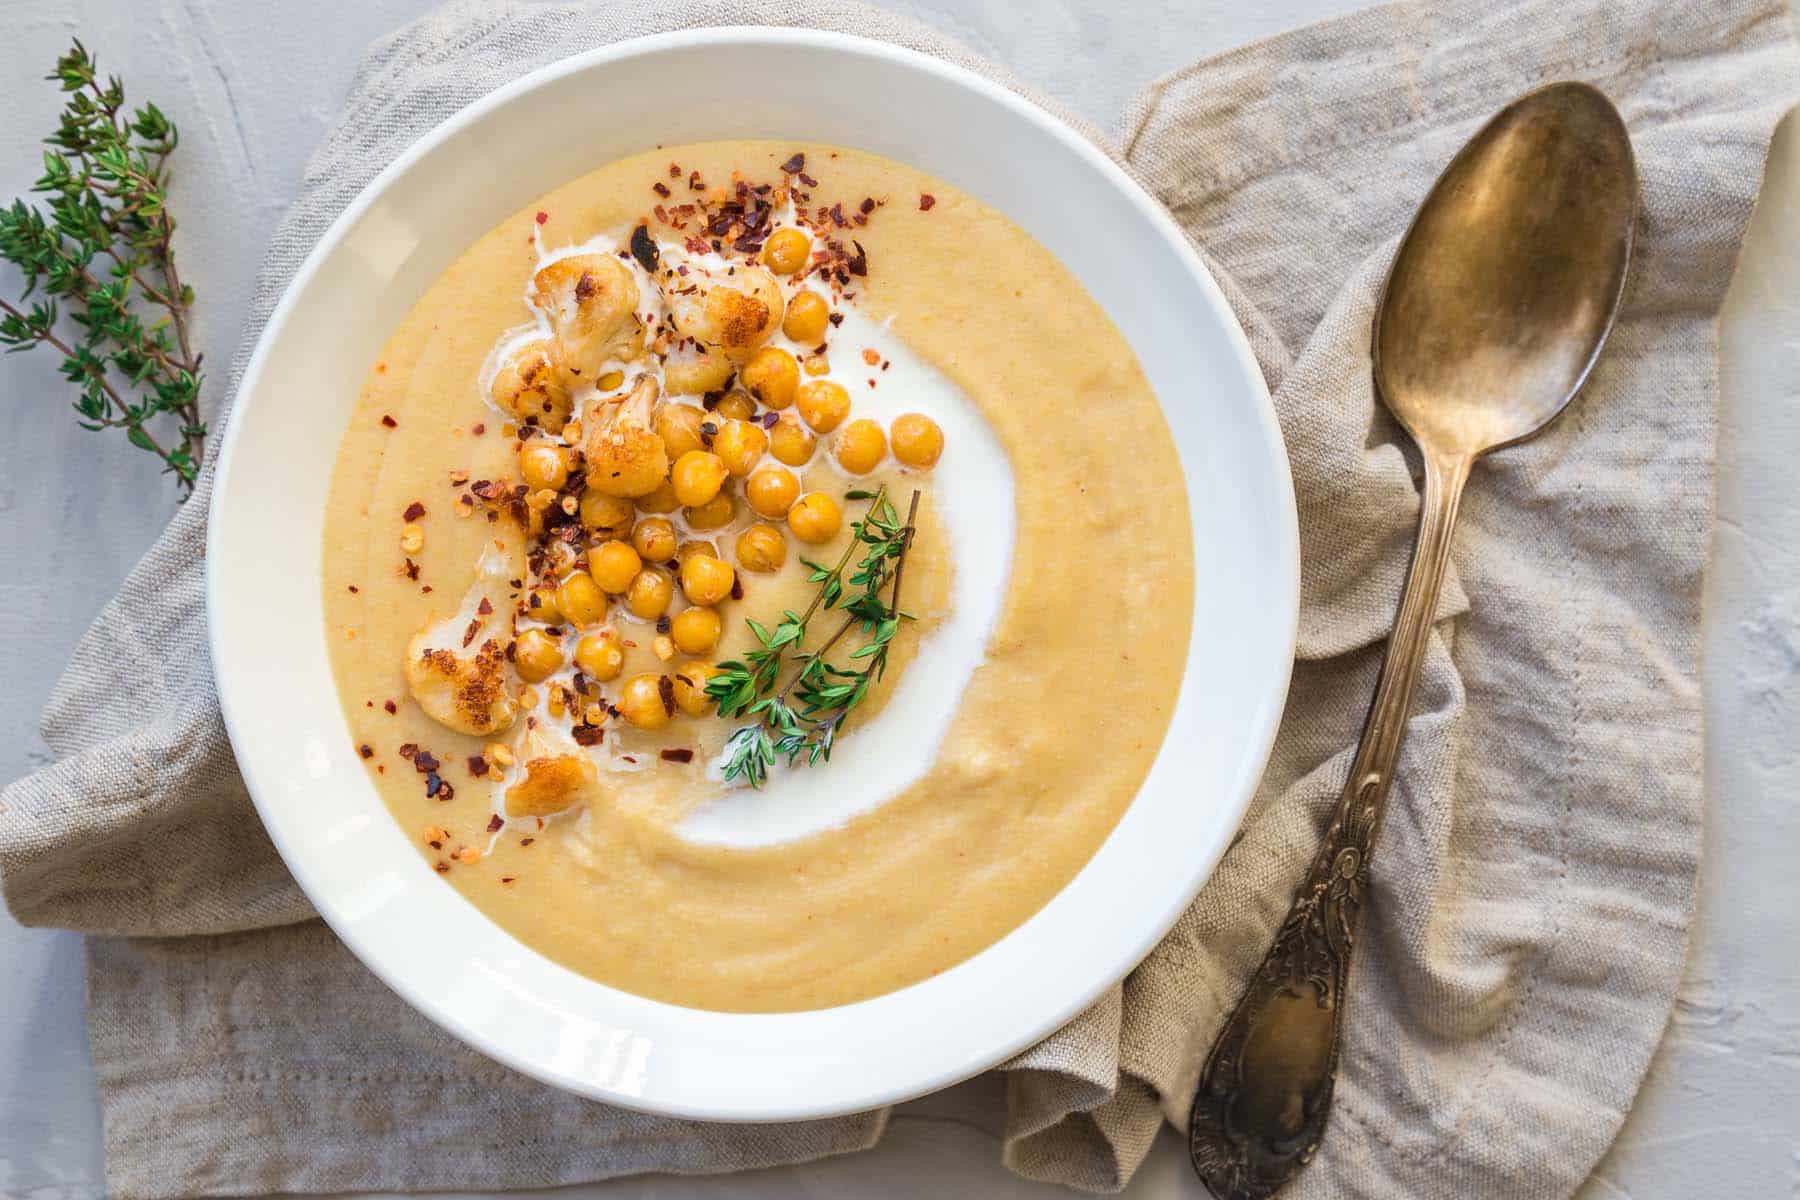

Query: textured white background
[1,2,1796,1197]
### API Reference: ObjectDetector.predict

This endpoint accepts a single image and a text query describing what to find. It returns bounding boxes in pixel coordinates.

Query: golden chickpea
[555,571,608,627]
[715,390,757,422]
[672,661,718,717]
[833,418,887,475]
[768,416,817,466]
[670,606,722,655]
[796,380,850,434]
[635,480,680,514]
[670,450,728,507]
[676,539,720,570]
[739,346,799,409]
[525,586,562,625]
[626,566,674,619]
[573,631,625,681]
[630,517,677,564]
[760,227,813,275]
[713,419,767,476]
[787,492,842,544]
[802,353,831,377]
[519,441,570,491]
[685,489,737,530]
[618,673,673,730]
[783,290,830,343]
[735,522,789,573]
[680,553,736,606]
[588,540,642,594]
[890,412,945,469]
[655,403,707,460]
[580,490,636,538]
[513,628,563,683]
[745,465,800,518]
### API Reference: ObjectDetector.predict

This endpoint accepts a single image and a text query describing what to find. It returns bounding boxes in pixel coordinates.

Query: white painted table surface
[2,1,1795,1196]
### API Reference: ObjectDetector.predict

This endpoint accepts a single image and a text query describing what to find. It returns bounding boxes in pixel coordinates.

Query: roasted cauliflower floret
[530,253,641,378]
[583,373,669,498]
[662,258,784,359]
[404,543,521,736]
[489,337,573,433]
[504,727,603,818]
[661,343,735,396]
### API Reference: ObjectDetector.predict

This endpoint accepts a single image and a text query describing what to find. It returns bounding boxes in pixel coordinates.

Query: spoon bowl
[1374,81,1637,456]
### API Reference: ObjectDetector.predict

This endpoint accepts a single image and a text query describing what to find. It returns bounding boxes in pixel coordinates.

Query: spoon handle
[1189,447,1474,1200]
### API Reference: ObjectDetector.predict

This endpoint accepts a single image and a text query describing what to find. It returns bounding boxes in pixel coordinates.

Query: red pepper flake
[402,558,420,581]
[424,772,445,798]
[729,575,744,601]
[435,861,450,873]
[398,742,417,758]
[660,748,695,764]
[468,755,490,777]
[414,749,440,773]
[572,725,605,747]
[652,181,671,197]
[380,414,398,428]
[655,615,672,635]
[688,170,704,192]
[486,814,505,833]
[657,674,676,717]
[402,500,426,522]
[859,197,876,215]
[919,193,936,211]
[472,422,486,436]
[477,597,493,616]
[421,585,433,594]
[798,172,819,188]
[501,875,517,885]
[779,152,805,174]
[520,836,536,847]
[669,161,682,178]
[347,585,360,594]
[461,618,481,648]
[358,744,374,759]
[828,312,844,327]
[384,700,398,715]
[861,347,880,366]
[846,240,867,276]
[535,211,548,225]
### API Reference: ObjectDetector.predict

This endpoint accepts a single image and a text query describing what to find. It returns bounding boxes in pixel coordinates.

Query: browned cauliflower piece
[489,337,574,433]
[662,258,784,359]
[404,543,521,736]
[530,253,641,377]
[583,373,669,498]
[504,728,604,818]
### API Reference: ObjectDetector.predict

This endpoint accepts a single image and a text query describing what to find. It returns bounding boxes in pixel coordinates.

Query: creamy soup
[323,142,1192,1012]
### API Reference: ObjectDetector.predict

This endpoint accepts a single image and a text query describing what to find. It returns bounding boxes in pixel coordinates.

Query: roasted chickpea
[890,412,944,469]
[735,522,788,573]
[787,492,842,544]
[796,380,850,434]
[573,631,625,681]
[618,672,673,730]
[525,586,562,625]
[513,628,563,683]
[768,416,817,466]
[626,566,674,619]
[670,450,728,507]
[713,419,767,476]
[715,390,757,422]
[663,345,734,396]
[760,227,812,275]
[635,480,680,514]
[833,418,887,475]
[672,661,718,717]
[783,290,830,343]
[555,571,608,626]
[739,346,799,409]
[588,540,642,594]
[745,465,800,518]
[676,539,719,568]
[655,403,707,460]
[670,606,722,655]
[680,553,736,606]
[580,490,636,538]
[685,489,737,530]
[631,517,677,564]
[519,441,570,491]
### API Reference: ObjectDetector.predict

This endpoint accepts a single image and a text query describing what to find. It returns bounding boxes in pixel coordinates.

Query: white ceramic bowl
[208,28,1298,1121]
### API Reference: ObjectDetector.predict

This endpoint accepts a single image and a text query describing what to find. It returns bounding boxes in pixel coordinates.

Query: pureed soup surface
[323,142,1193,1012]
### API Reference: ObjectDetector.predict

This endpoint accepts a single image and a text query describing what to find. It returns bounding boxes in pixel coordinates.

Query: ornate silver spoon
[1188,81,1638,1200]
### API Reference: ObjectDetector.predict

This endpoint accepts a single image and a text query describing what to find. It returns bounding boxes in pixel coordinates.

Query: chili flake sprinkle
[487,814,504,833]
[402,500,427,522]
[357,744,374,759]
[919,193,937,211]
[380,414,398,428]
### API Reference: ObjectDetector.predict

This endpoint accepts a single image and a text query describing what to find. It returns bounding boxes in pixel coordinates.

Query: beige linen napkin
[2,0,1793,1195]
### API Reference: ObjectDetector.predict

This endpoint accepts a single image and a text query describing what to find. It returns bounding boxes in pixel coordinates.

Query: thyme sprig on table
[710,487,921,789]
[0,40,205,493]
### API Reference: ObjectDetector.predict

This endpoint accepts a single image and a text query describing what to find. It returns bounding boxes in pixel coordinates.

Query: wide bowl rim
[206,24,1298,1121]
